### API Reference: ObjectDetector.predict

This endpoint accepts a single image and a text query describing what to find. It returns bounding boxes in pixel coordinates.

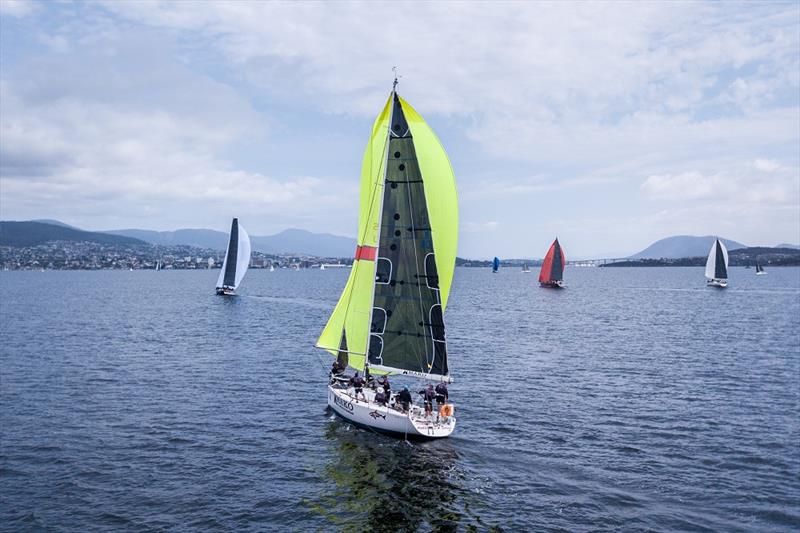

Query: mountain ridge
[3,220,356,257]
[629,235,747,259]
[0,221,147,247]
[105,226,355,257]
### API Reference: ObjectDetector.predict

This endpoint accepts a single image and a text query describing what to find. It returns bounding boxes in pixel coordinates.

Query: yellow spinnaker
[316,92,458,371]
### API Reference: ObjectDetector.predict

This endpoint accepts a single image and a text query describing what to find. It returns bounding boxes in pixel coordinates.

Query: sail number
[334,395,354,413]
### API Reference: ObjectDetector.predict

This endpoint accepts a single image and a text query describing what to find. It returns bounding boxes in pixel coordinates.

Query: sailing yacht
[755,257,767,275]
[215,218,252,295]
[316,79,458,439]
[492,257,500,273]
[521,263,531,273]
[539,238,565,288]
[705,238,729,287]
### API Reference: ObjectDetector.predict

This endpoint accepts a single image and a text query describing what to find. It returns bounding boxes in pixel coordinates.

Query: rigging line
[325,109,390,360]
[402,140,432,374]
[363,96,396,368]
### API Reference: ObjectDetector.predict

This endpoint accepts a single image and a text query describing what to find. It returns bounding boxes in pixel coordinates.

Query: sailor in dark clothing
[377,376,391,397]
[331,360,345,376]
[364,366,376,389]
[329,360,346,385]
[396,386,412,413]
[349,371,366,401]
[419,384,436,416]
[435,381,449,405]
[374,387,388,406]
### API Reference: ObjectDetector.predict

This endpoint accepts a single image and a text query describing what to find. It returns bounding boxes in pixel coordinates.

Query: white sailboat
[756,257,767,275]
[215,218,251,295]
[705,238,729,288]
[316,78,459,439]
[269,264,275,272]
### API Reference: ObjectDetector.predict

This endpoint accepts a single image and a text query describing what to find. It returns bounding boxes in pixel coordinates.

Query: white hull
[216,287,236,295]
[327,385,455,439]
[756,271,767,276]
[707,279,728,288]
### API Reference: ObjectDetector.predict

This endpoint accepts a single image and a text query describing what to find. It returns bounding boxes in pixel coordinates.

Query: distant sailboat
[320,264,326,271]
[521,263,531,273]
[492,257,500,273]
[705,238,729,288]
[155,259,161,271]
[316,79,458,439]
[755,257,767,276]
[539,238,565,288]
[269,264,275,272]
[215,218,251,295]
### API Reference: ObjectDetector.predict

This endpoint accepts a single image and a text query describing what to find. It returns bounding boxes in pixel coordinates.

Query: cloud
[0,0,37,18]
[640,162,798,205]
[754,158,780,172]
[641,171,720,201]
[1,1,798,255]
[0,27,356,232]
[462,220,499,233]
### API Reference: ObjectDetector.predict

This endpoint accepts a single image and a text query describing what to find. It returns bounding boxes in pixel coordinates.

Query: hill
[0,221,147,247]
[602,246,800,267]
[630,235,746,259]
[108,227,355,257]
[105,228,228,250]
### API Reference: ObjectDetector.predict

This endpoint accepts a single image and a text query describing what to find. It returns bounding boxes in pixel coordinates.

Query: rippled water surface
[1,267,799,531]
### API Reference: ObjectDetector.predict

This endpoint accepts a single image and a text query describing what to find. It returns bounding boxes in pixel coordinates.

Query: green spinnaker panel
[398,96,458,310]
[316,96,392,371]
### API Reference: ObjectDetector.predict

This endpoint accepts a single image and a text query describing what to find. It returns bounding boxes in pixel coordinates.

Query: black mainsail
[367,94,448,378]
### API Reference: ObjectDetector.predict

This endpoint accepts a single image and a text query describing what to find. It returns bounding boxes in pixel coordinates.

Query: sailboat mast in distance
[316,78,458,439]
[539,238,565,288]
[215,218,252,295]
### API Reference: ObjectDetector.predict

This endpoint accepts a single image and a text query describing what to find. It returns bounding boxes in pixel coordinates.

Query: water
[1,267,798,531]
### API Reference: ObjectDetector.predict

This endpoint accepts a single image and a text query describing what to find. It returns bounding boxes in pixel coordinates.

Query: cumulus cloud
[641,164,797,205]
[0,0,37,18]
[0,27,356,232]
[1,1,798,254]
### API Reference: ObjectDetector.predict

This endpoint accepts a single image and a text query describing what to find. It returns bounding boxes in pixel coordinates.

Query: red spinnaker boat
[539,238,565,288]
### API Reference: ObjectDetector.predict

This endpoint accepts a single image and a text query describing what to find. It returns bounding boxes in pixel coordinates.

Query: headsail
[705,238,728,280]
[216,218,251,290]
[539,238,565,283]
[316,90,458,381]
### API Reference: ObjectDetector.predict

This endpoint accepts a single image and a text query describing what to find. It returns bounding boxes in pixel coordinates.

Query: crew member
[350,371,366,401]
[419,384,436,416]
[374,387,388,406]
[396,386,412,413]
[435,381,449,406]
[377,375,391,397]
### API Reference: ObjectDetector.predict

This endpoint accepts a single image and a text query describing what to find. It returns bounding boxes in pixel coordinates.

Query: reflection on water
[306,416,503,532]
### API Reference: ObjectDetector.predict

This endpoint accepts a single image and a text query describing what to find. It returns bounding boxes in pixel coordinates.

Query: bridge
[566,258,630,267]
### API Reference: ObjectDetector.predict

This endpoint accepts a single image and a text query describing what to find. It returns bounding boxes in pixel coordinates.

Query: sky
[0,0,798,258]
